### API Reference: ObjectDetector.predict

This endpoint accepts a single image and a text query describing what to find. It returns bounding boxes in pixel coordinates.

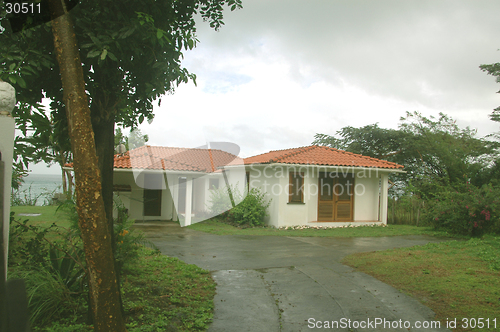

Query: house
[110,144,404,228]
[111,145,246,226]
[241,145,404,228]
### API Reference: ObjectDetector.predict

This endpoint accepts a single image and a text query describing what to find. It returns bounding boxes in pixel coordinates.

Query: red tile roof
[113,145,241,172]
[244,145,404,169]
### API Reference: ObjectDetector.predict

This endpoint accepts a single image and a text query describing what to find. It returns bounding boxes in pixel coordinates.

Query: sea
[16,173,64,206]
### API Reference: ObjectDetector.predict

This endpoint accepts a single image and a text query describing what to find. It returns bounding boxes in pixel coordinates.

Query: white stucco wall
[247,164,396,227]
[353,174,380,221]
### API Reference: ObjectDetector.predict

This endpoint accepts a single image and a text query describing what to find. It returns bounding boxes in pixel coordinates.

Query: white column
[167,174,179,222]
[379,173,388,224]
[184,177,193,226]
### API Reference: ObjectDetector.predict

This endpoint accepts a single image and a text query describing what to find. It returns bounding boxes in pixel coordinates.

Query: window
[209,178,219,190]
[289,172,304,203]
[246,171,250,191]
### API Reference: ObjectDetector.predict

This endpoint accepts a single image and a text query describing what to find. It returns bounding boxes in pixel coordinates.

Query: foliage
[114,128,148,152]
[424,183,500,236]
[11,183,62,206]
[313,112,499,198]
[11,183,44,206]
[8,268,85,327]
[8,213,87,327]
[479,62,500,138]
[11,160,28,191]
[208,186,271,227]
[1,0,243,158]
[113,195,157,276]
[9,204,208,330]
[387,195,426,226]
[227,188,271,227]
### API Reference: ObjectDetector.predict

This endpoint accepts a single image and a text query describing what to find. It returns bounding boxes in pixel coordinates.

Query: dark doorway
[144,189,162,216]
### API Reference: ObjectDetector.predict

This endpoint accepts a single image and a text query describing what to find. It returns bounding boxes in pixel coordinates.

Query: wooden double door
[317,173,354,221]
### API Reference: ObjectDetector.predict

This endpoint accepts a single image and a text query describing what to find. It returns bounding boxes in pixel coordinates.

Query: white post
[0,81,16,278]
[184,177,193,226]
[379,173,389,224]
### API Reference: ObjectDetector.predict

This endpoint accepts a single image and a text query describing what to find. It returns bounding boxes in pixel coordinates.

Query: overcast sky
[33,0,500,174]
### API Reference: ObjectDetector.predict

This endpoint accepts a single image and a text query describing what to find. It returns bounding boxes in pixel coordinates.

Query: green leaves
[100,48,108,60]
[17,76,26,88]
[87,49,101,58]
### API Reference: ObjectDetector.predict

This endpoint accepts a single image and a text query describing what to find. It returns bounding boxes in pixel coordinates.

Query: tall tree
[1,0,243,237]
[47,0,125,330]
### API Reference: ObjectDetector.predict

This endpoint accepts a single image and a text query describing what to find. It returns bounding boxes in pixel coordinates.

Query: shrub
[208,187,271,227]
[227,188,271,226]
[424,183,500,236]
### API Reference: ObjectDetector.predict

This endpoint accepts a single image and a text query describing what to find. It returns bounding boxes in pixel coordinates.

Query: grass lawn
[342,236,500,332]
[11,205,73,228]
[188,218,451,238]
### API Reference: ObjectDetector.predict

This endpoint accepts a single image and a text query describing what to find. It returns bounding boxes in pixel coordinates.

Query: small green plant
[11,184,45,206]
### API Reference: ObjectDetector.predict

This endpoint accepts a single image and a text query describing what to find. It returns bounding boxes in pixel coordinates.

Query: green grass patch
[188,218,451,238]
[342,236,500,331]
[122,247,216,331]
[11,205,72,228]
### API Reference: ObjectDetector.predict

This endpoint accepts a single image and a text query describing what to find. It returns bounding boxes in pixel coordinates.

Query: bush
[424,183,500,236]
[227,188,271,227]
[208,187,271,227]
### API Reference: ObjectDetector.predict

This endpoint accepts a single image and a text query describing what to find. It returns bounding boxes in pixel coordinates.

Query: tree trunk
[91,117,115,238]
[48,1,126,331]
[61,166,67,194]
[92,116,125,314]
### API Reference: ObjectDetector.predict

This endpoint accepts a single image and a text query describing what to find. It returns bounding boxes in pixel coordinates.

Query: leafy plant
[8,268,84,327]
[208,187,271,227]
[227,188,271,227]
[49,247,85,293]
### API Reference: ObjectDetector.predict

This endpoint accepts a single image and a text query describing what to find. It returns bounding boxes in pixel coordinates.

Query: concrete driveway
[134,222,450,332]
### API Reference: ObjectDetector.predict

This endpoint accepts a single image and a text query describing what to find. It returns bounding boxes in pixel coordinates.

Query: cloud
[141,0,500,158]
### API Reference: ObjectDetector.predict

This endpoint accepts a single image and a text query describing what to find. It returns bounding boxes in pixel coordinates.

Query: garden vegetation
[8,202,216,331]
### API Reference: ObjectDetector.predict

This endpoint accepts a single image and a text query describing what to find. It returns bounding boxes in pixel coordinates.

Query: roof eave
[239,162,406,173]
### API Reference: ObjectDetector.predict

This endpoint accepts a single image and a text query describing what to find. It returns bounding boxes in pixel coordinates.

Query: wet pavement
[133,222,451,331]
